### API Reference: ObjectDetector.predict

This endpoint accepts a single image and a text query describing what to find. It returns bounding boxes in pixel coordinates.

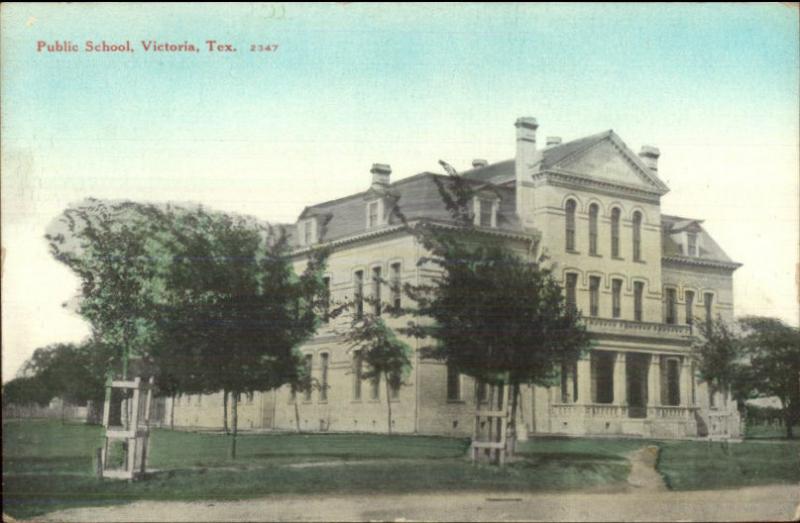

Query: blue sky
[2,3,798,379]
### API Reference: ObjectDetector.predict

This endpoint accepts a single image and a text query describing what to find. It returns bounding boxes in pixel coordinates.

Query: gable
[558,139,665,192]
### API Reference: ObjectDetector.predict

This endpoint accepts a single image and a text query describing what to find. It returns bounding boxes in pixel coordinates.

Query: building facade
[170,117,742,440]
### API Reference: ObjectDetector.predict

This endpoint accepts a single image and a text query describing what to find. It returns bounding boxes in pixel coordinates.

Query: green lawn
[657,438,800,490]
[744,423,800,440]
[5,420,798,520]
[2,420,631,519]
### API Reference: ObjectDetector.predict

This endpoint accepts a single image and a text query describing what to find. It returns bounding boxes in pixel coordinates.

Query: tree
[692,317,751,410]
[343,312,412,434]
[149,206,330,457]
[396,162,591,457]
[2,376,54,409]
[738,316,800,438]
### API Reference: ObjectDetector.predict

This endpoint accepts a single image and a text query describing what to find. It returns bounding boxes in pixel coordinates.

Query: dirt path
[33,484,799,522]
[625,445,667,492]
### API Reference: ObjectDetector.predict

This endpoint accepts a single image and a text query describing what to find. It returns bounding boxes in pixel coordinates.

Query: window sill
[446,399,466,404]
[612,256,625,261]
[589,253,602,258]
[633,259,646,264]
[566,249,581,255]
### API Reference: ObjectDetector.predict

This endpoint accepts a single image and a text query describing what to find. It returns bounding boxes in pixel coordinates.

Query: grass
[657,438,800,490]
[744,423,800,440]
[3,420,630,519]
[5,419,798,519]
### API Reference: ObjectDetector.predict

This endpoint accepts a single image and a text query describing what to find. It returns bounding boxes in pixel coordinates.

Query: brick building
[169,117,742,439]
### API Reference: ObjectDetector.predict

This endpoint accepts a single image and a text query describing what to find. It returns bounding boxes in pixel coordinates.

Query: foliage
[396,163,591,388]
[2,376,54,407]
[46,200,166,379]
[342,310,413,433]
[692,317,753,406]
[738,316,800,438]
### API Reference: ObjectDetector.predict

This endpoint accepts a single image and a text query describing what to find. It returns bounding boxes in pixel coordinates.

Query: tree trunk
[294,399,301,433]
[507,382,520,457]
[230,392,239,459]
[223,389,229,434]
[385,374,393,435]
[170,395,175,430]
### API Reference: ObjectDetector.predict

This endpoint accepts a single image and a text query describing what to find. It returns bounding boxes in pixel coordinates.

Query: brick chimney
[639,145,660,173]
[370,163,391,189]
[515,117,538,224]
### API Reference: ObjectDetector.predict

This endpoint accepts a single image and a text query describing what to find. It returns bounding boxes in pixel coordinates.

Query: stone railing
[584,317,692,340]
[649,405,695,419]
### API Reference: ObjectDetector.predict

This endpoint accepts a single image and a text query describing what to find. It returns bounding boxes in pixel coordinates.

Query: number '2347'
[251,44,279,52]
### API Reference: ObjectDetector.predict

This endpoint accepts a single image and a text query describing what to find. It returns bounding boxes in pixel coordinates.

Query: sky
[2,3,798,381]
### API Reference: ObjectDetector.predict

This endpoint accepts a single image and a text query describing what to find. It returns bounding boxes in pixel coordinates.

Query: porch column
[647,354,660,408]
[680,357,693,407]
[577,357,592,405]
[613,352,627,406]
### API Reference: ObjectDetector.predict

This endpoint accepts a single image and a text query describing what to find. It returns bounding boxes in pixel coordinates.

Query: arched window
[565,199,577,251]
[632,211,642,261]
[610,208,621,258]
[588,203,599,255]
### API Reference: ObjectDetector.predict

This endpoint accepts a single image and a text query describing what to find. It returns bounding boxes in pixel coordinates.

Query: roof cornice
[662,255,742,271]
[535,170,664,204]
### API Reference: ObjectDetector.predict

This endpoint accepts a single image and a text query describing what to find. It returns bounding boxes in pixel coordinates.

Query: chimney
[472,159,488,169]
[639,145,660,173]
[546,136,562,148]
[370,163,391,188]
[515,117,538,224]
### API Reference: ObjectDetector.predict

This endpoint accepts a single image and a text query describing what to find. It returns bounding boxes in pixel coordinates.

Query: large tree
[149,206,330,457]
[397,163,591,457]
[738,316,800,438]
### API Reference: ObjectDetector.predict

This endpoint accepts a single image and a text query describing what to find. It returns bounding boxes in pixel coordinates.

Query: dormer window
[299,218,317,246]
[687,232,697,257]
[473,196,498,228]
[367,200,383,229]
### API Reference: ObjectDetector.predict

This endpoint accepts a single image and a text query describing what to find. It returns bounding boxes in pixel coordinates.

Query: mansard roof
[289,173,525,247]
[661,214,740,269]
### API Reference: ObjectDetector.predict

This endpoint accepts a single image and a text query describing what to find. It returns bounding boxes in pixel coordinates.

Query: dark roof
[291,173,523,246]
[661,214,736,265]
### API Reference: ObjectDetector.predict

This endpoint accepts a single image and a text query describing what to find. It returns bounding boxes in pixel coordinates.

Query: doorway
[626,353,649,418]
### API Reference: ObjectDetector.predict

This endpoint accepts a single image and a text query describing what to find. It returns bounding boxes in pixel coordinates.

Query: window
[367,200,381,228]
[593,352,615,404]
[610,207,621,257]
[565,199,577,251]
[687,232,698,257]
[322,276,330,323]
[588,203,599,255]
[560,362,577,403]
[390,263,402,310]
[634,281,644,322]
[446,365,461,401]
[685,290,695,325]
[704,293,714,329]
[477,381,487,404]
[354,271,364,319]
[196,394,202,406]
[589,276,600,317]
[632,211,642,261]
[303,354,313,401]
[353,350,363,400]
[565,273,578,313]
[665,288,677,325]
[370,369,380,400]
[390,378,400,400]
[612,279,622,318]
[664,358,681,406]
[479,198,494,227]
[372,266,382,316]
[304,219,313,245]
[320,353,329,401]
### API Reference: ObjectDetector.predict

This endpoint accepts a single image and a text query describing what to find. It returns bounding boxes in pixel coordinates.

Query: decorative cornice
[290,219,541,258]
[536,170,663,204]
[662,255,742,271]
